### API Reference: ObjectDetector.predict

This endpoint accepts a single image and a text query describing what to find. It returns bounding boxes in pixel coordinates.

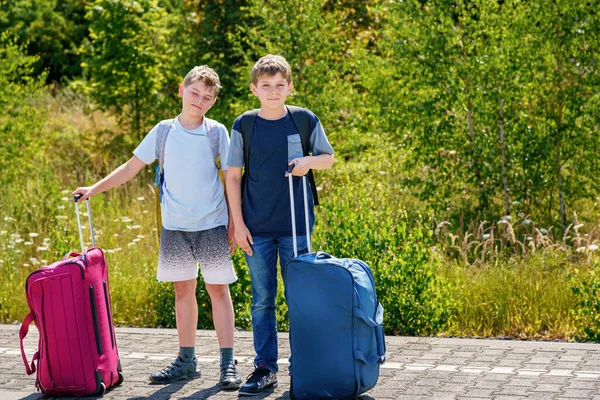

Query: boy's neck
[178,113,204,130]
[258,106,287,120]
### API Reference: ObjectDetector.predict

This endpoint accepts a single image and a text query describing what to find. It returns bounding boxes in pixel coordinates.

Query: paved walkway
[1,324,600,399]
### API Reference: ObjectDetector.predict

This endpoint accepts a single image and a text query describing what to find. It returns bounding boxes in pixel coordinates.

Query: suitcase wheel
[98,382,107,396]
[116,371,124,386]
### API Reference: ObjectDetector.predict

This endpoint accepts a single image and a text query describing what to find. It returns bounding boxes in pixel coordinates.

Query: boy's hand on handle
[286,157,310,177]
[234,223,254,256]
[72,187,95,202]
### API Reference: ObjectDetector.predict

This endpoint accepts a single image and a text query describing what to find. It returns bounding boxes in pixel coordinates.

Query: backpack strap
[154,119,174,238]
[286,105,320,206]
[240,109,259,179]
[238,107,320,205]
[205,118,225,188]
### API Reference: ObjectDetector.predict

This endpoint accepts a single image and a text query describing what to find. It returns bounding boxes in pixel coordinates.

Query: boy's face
[250,72,293,110]
[179,80,217,119]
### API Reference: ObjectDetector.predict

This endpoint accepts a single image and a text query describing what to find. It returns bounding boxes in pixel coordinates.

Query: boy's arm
[225,166,254,256]
[221,169,237,255]
[288,153,334,177]
[71,156,147,201]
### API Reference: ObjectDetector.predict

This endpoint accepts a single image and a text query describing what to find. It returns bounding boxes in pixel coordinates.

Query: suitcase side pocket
[89,285,103,355]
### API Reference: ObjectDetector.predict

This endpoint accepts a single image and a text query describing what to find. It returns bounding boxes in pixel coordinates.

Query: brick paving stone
[3,324,600,399]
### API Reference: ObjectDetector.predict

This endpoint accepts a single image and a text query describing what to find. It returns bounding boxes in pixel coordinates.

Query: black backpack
[239,105,319,205]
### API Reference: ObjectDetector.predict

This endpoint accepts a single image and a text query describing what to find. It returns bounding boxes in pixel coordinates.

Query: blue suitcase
[285,174,386,400]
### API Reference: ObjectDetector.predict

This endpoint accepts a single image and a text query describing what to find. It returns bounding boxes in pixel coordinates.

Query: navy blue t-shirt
[227,110,334,237]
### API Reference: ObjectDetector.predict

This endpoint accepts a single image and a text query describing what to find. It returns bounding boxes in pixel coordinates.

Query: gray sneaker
[150,356,199,384]
[219,360,242,390]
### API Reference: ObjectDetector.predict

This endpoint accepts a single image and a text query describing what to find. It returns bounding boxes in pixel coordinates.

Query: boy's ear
[178,84,185,98]
[250,83,258,96]
[288,82,293,93]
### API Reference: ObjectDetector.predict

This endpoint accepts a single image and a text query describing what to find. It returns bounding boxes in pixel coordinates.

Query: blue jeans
[246,235,308,373]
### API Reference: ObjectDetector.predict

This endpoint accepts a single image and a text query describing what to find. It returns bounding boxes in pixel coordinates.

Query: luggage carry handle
[19,312,40,375]
[73,194,96,254]
[287,164,312,258]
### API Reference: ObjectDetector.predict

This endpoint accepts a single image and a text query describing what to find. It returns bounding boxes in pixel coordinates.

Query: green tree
[0,32,47,186]
[0,0,89,83]
[79,0,178,137]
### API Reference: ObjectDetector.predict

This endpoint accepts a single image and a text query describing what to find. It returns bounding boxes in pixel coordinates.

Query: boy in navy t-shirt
[225,54,334,395]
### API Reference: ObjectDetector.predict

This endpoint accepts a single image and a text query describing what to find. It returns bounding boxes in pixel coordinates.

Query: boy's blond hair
[251,54,292,85]
[183,65,222,94]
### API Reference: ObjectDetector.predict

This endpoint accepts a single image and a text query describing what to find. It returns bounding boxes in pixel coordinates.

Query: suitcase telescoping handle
[288,164,312,258]
[73,194,96,254]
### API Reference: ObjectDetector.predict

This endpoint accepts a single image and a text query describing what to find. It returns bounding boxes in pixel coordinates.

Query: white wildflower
[24,241,33,246]
[29,233,39,237]
[483,234,490,240]
[576,247,586,253]
[540,228,549,235]
[143,210,149,214]
[522,219,532,226]
[37,247,48,251]
[588,245,599,251]
[137,197,145,201]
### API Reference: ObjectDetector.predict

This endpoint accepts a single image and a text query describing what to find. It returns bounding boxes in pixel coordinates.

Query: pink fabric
[20,248,121,396]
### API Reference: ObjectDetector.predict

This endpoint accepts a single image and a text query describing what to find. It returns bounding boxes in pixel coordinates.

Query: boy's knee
[173,279,197,299]
[206,283,231,301]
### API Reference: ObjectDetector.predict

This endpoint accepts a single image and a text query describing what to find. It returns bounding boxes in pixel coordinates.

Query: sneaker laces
[220,360,239,380]
[156,357,193,378]
[245,367,270,383]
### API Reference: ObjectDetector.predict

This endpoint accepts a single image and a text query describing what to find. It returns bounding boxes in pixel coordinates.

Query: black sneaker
[219,359,242,390]
[149,356,199,384]
[239,366,278,396]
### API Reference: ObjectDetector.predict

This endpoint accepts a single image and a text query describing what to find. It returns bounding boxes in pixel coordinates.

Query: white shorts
[157,225,237,284]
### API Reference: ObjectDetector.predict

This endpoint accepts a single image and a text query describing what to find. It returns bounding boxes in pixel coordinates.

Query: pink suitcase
[19,196,123,396]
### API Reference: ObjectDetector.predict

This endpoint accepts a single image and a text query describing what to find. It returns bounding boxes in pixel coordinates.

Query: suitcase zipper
[89,285,103,355]
[103,280,115,349]
[40,292,56,389]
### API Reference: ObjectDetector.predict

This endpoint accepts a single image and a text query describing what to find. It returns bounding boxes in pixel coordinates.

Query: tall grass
[1,91,600,341]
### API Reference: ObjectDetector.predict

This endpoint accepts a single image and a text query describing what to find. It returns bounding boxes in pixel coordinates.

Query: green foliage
[79,0,179,137]
[0,0,88,82]
[570,260,600,342]
[315,154,451,335]
[0,32,47,186]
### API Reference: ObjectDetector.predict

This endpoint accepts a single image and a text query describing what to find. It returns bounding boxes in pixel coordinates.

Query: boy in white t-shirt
[72,66,242,389]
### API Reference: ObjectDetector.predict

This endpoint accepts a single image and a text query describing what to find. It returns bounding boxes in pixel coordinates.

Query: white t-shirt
[134,116,229,232]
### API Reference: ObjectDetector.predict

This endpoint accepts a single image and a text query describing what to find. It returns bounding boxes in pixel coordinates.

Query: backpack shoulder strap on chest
[239,109,259,175]
[286,105,320,206]
[153,119,174,240]
[205,118,225,188]
[156,119,174,174]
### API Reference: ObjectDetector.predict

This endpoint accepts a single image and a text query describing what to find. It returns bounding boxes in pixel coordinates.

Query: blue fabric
[286,252,385,399]
[245,234,308,372]
[227,113,333,236]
